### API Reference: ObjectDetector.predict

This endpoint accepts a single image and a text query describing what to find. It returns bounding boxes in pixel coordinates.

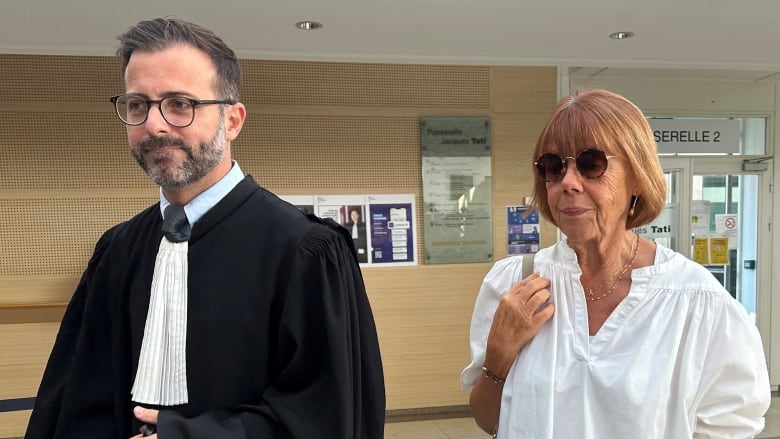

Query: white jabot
[131,238,189,405]
[352,223,358,239]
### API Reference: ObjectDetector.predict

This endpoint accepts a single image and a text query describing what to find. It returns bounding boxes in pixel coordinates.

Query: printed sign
[648,118,740,154]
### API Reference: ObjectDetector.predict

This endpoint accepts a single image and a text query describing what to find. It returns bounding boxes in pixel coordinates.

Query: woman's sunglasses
[534,148,617,183]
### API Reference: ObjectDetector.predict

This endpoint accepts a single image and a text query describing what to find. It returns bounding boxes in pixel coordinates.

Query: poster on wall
[316,195,370,264]
[367,194,416,266]
[420,116,493,264]
[507,206,540,255]
[278,194,417,266]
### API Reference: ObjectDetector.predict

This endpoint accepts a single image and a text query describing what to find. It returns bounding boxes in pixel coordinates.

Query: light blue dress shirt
[159,161,245,226]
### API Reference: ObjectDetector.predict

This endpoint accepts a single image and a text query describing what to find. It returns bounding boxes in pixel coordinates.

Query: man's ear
[224,102,246,141]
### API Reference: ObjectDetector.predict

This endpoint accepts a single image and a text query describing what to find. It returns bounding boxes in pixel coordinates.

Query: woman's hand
[484,273,554,377]
[469,272,555,435]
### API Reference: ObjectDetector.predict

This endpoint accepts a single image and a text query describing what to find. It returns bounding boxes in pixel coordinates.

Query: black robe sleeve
[156,220,386,438]
[25,225,125,439]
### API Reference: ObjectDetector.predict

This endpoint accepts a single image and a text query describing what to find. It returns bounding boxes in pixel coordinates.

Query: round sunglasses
[534,148,617,183]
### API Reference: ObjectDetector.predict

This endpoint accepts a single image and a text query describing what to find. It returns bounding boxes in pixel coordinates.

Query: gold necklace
[585,233,640,302]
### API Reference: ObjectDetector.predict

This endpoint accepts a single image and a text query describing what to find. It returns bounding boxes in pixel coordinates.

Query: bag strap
[496,252,536,439]
[521,252,535,279]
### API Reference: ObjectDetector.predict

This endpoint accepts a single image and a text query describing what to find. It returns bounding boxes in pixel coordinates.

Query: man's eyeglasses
[534,148,617,183]
[109,94,235,128]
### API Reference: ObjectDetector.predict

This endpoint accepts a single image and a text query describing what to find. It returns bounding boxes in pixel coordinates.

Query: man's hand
[130,406,158,438]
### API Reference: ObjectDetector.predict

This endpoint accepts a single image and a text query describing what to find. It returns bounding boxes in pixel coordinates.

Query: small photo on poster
[343,205,368,264]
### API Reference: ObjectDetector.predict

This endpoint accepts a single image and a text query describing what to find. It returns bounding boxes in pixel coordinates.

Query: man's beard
[131,118,227,189]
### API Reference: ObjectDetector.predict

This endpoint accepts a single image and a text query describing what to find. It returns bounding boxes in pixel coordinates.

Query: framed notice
[421,116,492,264]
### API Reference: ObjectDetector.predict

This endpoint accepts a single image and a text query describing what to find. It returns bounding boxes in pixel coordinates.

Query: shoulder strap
[521,252,535,278]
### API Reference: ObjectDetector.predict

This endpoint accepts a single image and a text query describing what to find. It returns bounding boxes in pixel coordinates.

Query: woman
[461,89,769,438]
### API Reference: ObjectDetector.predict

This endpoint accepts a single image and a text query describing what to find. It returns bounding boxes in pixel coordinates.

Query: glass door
[650,158,770,325]
[691,163,766,322]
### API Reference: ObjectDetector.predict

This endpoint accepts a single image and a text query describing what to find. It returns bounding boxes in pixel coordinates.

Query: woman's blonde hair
[530,88,666,229]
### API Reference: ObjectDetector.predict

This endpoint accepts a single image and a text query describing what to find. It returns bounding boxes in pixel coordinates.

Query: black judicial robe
[25,176,386,439]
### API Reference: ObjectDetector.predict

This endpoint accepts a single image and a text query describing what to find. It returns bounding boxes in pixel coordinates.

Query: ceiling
[3,0,780,80]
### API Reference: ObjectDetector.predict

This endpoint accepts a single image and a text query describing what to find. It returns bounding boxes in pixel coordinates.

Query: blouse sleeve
[693,296,770,438]
[460,255,526,390]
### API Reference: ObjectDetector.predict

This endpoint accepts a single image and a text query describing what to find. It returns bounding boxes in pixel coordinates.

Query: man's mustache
[137,136,191,152]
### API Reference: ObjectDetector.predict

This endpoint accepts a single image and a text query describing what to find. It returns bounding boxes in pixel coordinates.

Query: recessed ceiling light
[609,31,634,40]
[295,21,323,30]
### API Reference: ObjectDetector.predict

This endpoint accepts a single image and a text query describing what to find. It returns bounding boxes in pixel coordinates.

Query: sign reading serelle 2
[648,118,740,154]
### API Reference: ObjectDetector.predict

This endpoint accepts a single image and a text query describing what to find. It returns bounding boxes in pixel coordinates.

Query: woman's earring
[629,195,639,216]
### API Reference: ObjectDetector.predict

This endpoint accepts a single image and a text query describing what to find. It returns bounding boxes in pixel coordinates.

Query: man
[25,17,385,439]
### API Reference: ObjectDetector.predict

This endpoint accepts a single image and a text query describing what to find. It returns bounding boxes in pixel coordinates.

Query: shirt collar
[159,161,244,226]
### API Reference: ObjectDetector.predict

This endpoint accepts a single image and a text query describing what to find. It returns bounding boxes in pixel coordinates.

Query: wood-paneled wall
[0,54,557,436]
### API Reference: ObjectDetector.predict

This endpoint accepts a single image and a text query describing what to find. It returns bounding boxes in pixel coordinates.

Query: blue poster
[507,206,540,255]
[369,203,414,264]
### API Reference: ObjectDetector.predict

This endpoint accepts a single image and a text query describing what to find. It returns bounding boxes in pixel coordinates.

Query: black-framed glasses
[109,94,235,128]
[534,148,617,183]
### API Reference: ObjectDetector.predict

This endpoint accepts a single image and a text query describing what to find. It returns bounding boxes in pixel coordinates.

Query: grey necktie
[162,204,191,243]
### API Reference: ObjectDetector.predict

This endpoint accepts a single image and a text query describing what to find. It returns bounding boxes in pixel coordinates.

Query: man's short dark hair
[116,17,241,102]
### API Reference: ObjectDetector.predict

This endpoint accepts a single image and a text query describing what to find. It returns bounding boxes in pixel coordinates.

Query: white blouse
[462,241,770,438]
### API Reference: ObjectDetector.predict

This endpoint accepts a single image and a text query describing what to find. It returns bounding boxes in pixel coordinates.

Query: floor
[385,415,488,439]
[6,396,780,438]
[386,395,780,438]
[760,395,780,439]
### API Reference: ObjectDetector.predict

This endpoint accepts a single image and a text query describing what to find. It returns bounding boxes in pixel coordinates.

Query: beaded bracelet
[481,365,506,384]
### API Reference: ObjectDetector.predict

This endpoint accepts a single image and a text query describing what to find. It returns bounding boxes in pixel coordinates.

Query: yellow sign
[709,237,729,264]
[693,238,709,264]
